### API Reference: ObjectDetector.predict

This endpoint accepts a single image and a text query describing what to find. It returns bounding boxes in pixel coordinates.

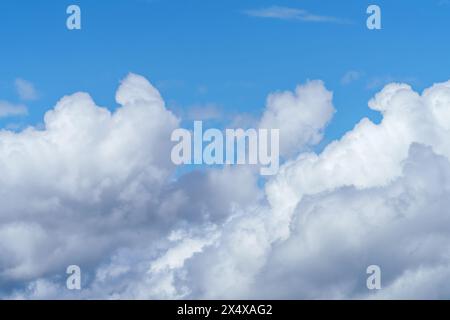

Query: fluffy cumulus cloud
[0,74,178,287]
[3,74,450,299]
[0,73,261,298]
[259,80,335,157]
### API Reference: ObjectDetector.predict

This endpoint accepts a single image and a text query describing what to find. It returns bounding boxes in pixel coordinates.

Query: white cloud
[0,73,180,284]
[15,78,38,101]
[4,75,450,300]
[244,6,350,24]
[256,143,450,299]
[0,74,262,298]
[138,79,450,300]
[0,101,28,118]
[259,80,335,157]
[159,80,450,300]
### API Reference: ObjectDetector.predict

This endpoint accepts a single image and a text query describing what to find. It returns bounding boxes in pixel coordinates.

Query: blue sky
[1,0,449,146]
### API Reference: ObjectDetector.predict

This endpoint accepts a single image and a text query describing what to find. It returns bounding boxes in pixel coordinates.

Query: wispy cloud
[0,101,28,118]
[341,70,363,85]
[243,6,351,24]
[366,75,419,90]
[15,78,39,101]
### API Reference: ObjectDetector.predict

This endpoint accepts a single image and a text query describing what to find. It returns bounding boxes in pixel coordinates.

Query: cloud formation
[259,80,335,157]
[244,6,350,24]
[0,101,28,118]
[15,78,38,101]
[3,74,450,299]
[0,74,179,286]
